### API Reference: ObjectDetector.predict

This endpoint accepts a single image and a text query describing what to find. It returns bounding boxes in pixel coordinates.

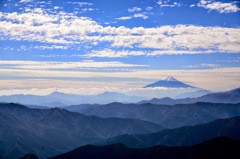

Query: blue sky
[0,0,240,96]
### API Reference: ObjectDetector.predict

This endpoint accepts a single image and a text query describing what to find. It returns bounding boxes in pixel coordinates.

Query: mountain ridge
[101,116,240,148]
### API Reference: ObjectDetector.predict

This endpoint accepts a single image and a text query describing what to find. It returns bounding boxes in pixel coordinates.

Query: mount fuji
[144,76,197,88]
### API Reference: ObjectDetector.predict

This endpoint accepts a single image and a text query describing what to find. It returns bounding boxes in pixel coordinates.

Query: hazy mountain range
[0,77,214,107]
[139,87,240,105]
[174,89,212,99]
[0,92,145,107]
[0,86,238,108]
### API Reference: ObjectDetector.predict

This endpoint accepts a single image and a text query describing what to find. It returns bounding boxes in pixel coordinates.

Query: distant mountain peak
[98,92,125,97]
[49,91,67,96]
[100,91,120,95]
[144,76,196,88]
[165,76,177,82]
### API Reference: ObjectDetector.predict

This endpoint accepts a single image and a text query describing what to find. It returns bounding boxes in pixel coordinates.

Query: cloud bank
[1,7,239,57]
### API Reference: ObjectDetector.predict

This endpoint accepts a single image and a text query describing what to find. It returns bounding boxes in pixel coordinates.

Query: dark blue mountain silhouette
[49,137,240,159]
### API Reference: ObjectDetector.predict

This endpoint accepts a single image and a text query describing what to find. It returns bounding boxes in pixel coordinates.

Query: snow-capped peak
[165,76,177,82]
[143,76,196,88]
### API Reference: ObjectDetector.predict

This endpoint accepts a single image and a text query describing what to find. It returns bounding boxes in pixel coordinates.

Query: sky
[0,0,240,96]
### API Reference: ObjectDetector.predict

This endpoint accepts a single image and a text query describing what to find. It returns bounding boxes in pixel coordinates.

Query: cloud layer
[0,7,239,57]
[1,61,239,92]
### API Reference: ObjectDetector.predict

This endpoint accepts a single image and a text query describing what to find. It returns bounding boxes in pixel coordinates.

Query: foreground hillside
[49,137,240,159]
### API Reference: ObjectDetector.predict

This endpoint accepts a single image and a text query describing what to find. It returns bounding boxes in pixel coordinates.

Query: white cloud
[0,60,147,70]
[82,8,94,12]
[116,13,148,20]
[67,2,93,7]
[4,45,70,51]
[0,9,101,44]
[81,49,222,58]
[197,0,240,13]
[185,63,220,68]
[146,7,153,11]
[3,8,57,25]
[116,16,133,21]
[36,54,68,58]
[54,6,60,10]
[133,13,149,19]
[19,0,33,3]
[200,63,220,67]
[108,25,240,54]
[84,49,146,58]
[38,1,51,5]
[190,4,195,8]
[147,50,216,56]
[84,49,236,58]
[157,0,182,7]
[128,7,142,12]
[34,45,69,50]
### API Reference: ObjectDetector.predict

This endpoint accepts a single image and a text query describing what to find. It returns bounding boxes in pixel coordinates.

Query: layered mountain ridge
[0,91,145,107]
[0,103,162,159]
[0,87,239,159]
[65,102,240,128]
[101,116,240,148]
